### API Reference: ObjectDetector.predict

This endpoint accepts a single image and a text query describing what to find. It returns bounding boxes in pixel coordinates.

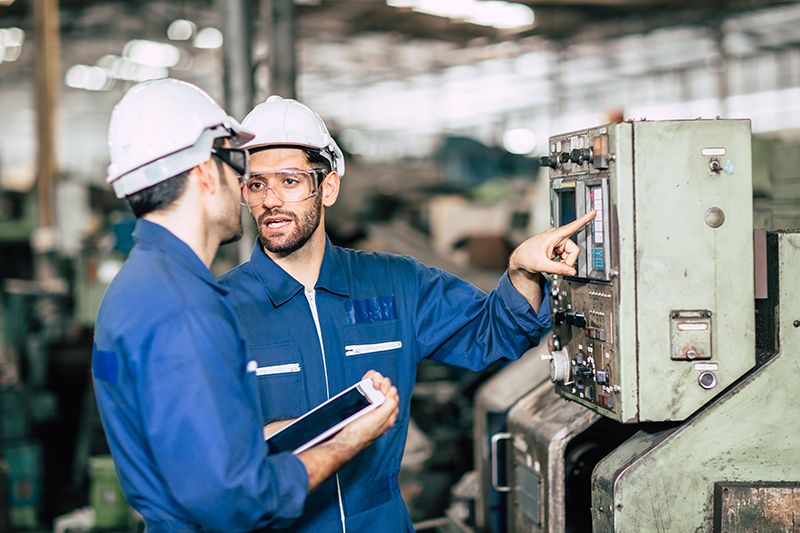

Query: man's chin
[258,233,305,255]
[221,227,244,246]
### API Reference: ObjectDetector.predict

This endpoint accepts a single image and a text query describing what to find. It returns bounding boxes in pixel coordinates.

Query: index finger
[556,210,596,237]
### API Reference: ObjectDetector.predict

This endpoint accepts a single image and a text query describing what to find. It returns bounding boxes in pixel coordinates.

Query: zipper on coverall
[304,289,347,533]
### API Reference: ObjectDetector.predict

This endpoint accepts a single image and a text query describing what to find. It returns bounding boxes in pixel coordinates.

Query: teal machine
[499,119,800,532]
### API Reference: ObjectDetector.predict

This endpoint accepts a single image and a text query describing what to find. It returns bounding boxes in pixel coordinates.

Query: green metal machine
[500,119,799,532]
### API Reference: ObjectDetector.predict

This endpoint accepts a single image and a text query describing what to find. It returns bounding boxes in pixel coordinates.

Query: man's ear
[321,171,340,208]
[194,157,218,196]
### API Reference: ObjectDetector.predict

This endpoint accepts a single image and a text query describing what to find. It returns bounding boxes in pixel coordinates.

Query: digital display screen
[558,189,577,244]
[266,387,371,454]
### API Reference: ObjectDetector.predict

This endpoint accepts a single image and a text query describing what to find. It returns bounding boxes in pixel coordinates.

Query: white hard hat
[106,78,254,198]
[241,95,345,177]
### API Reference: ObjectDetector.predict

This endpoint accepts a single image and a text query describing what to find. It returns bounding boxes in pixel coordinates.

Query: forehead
[249,148,309,171]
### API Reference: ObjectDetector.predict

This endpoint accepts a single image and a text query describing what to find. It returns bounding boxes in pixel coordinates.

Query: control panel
[541,120,755,423]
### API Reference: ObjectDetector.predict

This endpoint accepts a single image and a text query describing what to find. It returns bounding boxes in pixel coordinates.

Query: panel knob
[543,348,570,383]
[570,148,593,165]
[538,154,559,169]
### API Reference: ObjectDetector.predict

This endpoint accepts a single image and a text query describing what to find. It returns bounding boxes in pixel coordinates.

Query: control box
[542,119,755,423]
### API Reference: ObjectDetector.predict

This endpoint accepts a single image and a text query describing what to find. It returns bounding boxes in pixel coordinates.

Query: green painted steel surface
[591,231,800,533]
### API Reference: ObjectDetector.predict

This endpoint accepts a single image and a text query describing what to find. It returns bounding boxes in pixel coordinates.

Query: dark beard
[257,193,322,255]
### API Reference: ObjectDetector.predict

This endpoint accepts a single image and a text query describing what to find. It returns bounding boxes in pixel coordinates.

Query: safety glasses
[211,147,250,180]
[241,168,328,206]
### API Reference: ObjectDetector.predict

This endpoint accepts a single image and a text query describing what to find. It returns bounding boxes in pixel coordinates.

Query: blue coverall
[217,237,551,532]
[92,219,309,532]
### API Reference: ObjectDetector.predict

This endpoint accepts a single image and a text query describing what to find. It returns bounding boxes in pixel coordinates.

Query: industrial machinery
[479,119,800,533]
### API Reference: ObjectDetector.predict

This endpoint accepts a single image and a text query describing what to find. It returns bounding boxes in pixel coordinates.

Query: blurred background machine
[453,119,800,533]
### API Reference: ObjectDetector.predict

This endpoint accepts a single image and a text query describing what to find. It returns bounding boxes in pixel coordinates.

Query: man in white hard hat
[217,96,594,532]
[92,80,399,532]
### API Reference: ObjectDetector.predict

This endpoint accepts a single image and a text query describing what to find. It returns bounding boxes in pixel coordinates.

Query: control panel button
[576,365,594,379]
[596,369,609,385]
[586,386,595,401]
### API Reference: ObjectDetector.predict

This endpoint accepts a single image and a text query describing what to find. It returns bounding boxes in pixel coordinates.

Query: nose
[260,185,285,208]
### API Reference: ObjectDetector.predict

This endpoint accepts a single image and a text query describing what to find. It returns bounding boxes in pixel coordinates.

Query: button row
[588,290,611,299]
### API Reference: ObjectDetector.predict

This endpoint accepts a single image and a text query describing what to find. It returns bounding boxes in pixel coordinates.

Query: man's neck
[144,208,219,269]
[264,226,327,291]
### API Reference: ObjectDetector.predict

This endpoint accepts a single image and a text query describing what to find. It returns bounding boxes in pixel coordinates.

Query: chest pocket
[250,341,307,424]
[343,319,403,387]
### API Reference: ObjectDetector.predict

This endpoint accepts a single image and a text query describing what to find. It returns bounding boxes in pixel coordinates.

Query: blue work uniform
[92,219,309,532]
[217,237,550,533]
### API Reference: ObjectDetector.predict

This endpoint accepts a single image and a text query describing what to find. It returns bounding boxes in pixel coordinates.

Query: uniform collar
[133,218,227,295]
[249,236,350,307]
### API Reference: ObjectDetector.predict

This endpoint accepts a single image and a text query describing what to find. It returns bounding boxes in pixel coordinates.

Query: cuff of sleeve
[498,271,552,334]
[266,451,310,525]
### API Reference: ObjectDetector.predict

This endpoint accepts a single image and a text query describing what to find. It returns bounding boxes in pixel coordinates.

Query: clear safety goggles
[240,168,327,206]
[211,147,250,181]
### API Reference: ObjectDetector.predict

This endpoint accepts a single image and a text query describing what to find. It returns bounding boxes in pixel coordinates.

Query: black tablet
[266,378,385,454]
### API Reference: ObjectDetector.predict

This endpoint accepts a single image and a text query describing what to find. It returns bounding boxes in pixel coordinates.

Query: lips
[258,210,296,233]
[265,218,291,229]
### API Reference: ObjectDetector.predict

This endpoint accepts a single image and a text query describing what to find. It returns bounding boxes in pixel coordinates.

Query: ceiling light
[193,27,223,49]
[387,0,533,30]
[65,65,116,91]
[123,39,182,68]
[503,128,537,154]
[0,27,24,47]
[167,19,197,41]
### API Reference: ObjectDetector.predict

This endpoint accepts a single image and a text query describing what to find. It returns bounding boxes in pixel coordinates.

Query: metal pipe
[221,0,256,264]
[221,0,254,121]
[268,0,297,99]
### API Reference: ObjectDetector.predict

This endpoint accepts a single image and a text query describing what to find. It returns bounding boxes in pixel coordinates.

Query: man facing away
[92,80,399,532]
[217,95,595,532]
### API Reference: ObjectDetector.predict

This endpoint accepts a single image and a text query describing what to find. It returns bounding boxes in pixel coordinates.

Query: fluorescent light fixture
[503,128,537,154]
[123,39,182,68]
[167,19,197,41]
[387,0,534,30]
[193,27,223,49]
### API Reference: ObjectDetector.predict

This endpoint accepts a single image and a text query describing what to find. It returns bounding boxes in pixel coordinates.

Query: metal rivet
[794,320,800,328]
[705,207,725,228]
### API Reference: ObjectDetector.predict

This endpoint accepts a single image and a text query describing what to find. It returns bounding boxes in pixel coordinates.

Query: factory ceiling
[1,0,799,45]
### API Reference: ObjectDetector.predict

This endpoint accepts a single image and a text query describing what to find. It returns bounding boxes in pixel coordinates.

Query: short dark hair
[303,148,332,174]
[125,138,227,218]
[125,171,190,218]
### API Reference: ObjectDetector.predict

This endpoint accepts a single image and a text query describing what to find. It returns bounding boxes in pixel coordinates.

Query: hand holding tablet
[266,377,387,454]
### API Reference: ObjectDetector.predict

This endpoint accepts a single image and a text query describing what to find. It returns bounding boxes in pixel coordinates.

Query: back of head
[106,79,253,215]
[241,95,345,177]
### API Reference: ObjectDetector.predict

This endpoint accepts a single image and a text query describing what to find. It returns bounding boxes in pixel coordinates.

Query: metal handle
[490,432,512,492]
